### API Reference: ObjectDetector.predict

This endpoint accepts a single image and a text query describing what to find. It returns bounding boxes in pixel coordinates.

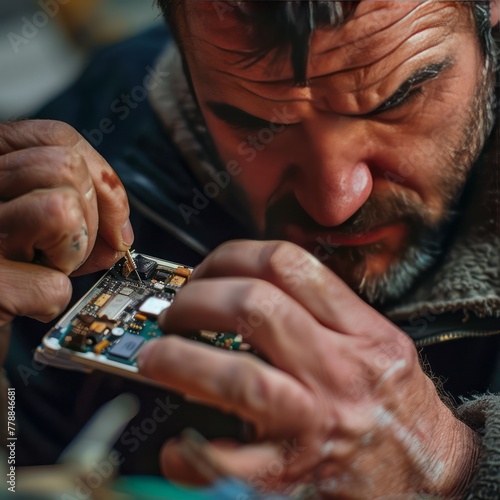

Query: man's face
[181,1,493,304]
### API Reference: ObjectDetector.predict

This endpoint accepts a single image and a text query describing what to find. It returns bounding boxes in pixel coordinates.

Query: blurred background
[0,0,162,121]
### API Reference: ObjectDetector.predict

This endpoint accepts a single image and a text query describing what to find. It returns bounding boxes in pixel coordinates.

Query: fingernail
[136,339,158,371]
[121,219,134,247]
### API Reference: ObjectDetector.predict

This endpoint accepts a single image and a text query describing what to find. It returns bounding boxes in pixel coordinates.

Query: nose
[291,116,373,227]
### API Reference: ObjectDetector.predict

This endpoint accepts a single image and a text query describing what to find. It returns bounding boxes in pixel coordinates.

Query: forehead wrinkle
[341,29,450,96]
[195,14,450,103]
[308,5,456,81]
[194,36,262,56]
[236,80,313,103]
[315,2,417,57]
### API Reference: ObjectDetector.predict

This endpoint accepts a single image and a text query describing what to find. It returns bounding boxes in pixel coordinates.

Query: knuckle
[53,147,84,178]
[42,189,83,231]
[207,240,244,270]
[238,281,272,316]
[30,272,71,320]
[264,241,312,280]
[218,357,272,411]
[29,147,88,186]
[46,120,81,146]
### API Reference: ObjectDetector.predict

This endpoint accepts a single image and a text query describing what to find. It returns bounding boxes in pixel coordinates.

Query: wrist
[430,411,481,498]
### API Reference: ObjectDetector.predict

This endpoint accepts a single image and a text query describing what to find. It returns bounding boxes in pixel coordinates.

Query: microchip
[138,297,171,318]
[107,333,145,360]
[155,270,173,281]
[120,287,134,296]
[134,255,158,280]
[94,293,111,308]
[98,294,131,320]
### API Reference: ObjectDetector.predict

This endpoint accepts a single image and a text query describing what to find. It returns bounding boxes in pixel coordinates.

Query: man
[1,0,499,497]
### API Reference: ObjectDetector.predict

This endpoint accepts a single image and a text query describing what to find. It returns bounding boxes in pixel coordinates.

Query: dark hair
[157,1,498,85]
[158,1,357,86]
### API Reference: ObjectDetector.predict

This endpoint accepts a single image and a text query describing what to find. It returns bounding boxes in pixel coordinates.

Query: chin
[317,238,442,307]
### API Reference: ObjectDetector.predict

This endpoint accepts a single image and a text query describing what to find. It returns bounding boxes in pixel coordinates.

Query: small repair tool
[123,249,143,282]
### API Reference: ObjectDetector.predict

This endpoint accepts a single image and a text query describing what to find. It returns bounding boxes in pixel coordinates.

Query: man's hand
[0,120,132,327]
[138,240,479,498]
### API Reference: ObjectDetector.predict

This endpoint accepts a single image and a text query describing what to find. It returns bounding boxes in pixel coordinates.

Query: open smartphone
[34,251,250,385]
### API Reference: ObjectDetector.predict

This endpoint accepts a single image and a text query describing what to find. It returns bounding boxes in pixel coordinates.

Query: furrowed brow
[367,58,454,115]
[206,102,274,128]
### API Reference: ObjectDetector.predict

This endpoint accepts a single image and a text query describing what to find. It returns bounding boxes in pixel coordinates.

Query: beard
[264,67,496,307]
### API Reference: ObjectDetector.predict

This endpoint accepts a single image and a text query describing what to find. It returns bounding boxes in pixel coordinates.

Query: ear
[491,0,499,26]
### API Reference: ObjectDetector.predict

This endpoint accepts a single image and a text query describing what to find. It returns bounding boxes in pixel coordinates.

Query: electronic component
[134,254,158,280]
[94,293,111,308]
[169,276,187,287]
[174,267,191,279]
[111,327,125,337]
[98,294,131,320]
[107,333,146,360]
[122,250,142,282]
[94,340,110,354]
[35,252,252,384]
[138,297,171,318]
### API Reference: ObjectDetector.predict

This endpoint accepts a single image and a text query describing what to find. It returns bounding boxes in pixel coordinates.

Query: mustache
[265,189,437,238]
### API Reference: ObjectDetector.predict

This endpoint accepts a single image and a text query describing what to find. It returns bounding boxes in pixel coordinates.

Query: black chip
[107,333,146,360]
[156,270,173,281]
[134,255,158,280]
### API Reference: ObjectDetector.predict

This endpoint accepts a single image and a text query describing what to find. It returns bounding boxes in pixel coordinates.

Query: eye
[376,86,425,114]
[228,116,282,132]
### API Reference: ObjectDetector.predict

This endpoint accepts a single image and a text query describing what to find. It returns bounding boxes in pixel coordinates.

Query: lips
[283,222,408,250]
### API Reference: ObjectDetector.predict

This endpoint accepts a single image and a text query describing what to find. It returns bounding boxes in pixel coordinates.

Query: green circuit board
[43,252,249,369]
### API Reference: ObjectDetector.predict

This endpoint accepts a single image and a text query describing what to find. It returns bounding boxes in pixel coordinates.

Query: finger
[0,146,94,200]
[137,336,316,439]
[193,240,394,337]
[157,277,331,370]
[0,120,132,252]
[160,438,286,488]
[71,235,125,276]
[0,146,98,261]
[0,187,89,275]
[0,260,72,325]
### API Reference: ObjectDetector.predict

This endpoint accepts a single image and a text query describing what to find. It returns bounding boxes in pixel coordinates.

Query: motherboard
[37,252,249,375]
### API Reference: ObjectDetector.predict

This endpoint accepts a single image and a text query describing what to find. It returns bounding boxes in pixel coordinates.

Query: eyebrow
[206,101,283,129]
[206,58,454,127]
[366,58,454,116]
